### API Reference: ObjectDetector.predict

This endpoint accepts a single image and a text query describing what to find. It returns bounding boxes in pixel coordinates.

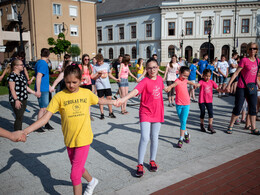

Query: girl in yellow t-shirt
[136,58,144,78]
[22,65,117,195]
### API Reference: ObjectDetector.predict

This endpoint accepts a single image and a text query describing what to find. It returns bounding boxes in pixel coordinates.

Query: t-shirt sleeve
[217,62,220,69]
[212,80,218,89]
[93,66,97,74]
[135,78,146,95]
[88,91,99,105]
[37,61,47,75]
[47,93,61,114]
[8,74,15,82]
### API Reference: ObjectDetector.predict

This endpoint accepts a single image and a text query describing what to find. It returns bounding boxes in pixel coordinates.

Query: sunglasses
[249,48,258,51]
[84,58,90,61]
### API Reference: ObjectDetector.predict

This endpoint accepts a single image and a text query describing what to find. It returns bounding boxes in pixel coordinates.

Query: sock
[89,178,95,185]
[180,136,184,141]
[184,131,188,135]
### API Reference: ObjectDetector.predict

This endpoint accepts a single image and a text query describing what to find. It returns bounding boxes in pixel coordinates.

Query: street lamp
[12,0,26,52]
[62,22,68,35]
[180,30,184,57]
[233,0,238,53]
[207,17,212,63]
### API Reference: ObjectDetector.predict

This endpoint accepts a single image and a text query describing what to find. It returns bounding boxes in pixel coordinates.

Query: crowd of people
[0,42,259,195]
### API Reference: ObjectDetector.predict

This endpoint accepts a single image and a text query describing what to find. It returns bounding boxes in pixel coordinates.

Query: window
[98,48,102,54]
[168,45,175,58]
[146,24,152,37]
[70,25,78,36]
[97,29,102,41]
[132,47,137,59]
[53,4,61,15]
[240,43,247,56]
[241,19,249,33]
[109,48,113,59]
[223,20,230,34]
[69,6,77,17]
[119,27,124,40]
[186,21,193,35]
[131,25,136,39]
[168,22,175,36]
[54,24,63,35]
[146,46,151,58]
[0,9,3,16]
[120,47,125,56]
[108,28,113,40]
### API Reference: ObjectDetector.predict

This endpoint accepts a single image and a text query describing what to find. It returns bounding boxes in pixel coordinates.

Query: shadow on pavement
[0,147,71,195]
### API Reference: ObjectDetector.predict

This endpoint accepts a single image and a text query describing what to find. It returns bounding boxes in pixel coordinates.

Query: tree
[47,33,71,61]
[67,45,81,60]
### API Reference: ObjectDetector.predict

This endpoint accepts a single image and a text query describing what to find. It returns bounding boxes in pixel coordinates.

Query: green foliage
[47,33,71,56]
[67,45,81,57]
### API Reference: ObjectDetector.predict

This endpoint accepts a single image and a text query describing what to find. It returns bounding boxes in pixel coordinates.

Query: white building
[97,0,260,65]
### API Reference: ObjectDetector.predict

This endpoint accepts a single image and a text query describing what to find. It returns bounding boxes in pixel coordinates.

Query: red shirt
[175,78,190,105]
[199,80,218,103]
[135,76,164,123]
[237,58,259,88]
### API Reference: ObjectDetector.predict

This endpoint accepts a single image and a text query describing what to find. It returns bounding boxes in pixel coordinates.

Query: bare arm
[98,98,116,106]
[163,66,169,81]
[117,89,139,105]
[35,72,43,98]
[196,70,202,77]
[0,127,26,142]
[23,111,53,135]
[23,67,30,81]
[51,72,64,89]
[26,86,35,95]
[129,70,137,80]
[108,72,119,82]
[226,67,243,92]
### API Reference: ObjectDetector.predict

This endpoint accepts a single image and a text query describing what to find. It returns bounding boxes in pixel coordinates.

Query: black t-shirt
[7,72,28,102]
[112,61,121,78]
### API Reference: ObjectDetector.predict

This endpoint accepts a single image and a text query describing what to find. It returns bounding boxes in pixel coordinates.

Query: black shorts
[97,88,112,98]
[229,73,238,83]
[81,84,92,90]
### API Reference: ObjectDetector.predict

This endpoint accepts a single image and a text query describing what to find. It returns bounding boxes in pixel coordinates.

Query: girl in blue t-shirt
[188,58,201,102]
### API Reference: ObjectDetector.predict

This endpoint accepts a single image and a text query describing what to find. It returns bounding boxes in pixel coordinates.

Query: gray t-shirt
[93,63,111,90]
[228,58,237,74]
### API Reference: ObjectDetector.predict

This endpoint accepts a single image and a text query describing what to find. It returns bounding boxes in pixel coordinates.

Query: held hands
[114,98,124,107]
[224,85,230,93]
[49,86,55,93]
[164,86,171,93]
[27,76,35,85]
[35,91,41,98]
[10,130,27,142]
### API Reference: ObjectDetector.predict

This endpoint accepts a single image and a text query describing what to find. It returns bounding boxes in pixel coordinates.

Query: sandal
[251,129,260,135]
[226,126,233,134]
[244,125,251,130]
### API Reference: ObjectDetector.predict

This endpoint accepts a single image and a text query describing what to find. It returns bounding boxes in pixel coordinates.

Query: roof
[97,0,179,16]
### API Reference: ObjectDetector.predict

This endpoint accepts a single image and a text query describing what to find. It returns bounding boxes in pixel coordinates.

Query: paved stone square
[0,82,259,195]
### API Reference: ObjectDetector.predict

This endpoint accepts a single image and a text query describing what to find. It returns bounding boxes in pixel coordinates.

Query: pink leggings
[67,145,90,186]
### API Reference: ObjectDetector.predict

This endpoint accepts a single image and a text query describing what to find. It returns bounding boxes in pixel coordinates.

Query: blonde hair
[247,42,258,52]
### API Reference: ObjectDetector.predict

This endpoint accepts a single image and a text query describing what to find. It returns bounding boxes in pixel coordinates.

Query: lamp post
[12,0,26,52]
[180,30,184,57]
[207,17,212,63]
[233,0,238,53]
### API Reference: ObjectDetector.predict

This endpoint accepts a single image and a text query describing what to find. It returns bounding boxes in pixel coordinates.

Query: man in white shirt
[217,55,229,97]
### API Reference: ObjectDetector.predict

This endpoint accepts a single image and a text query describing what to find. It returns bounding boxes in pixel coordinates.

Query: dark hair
[17,50,25,59]
[179,66,190,74]
[62,60,72,72]
[192,58,199,63]
[41,48,50,57]
[221,54,226,59]
[152,54,157,57]
[118,55,123,59]
[137,58,143,65]
[64,54,71,60]
[11,59,21,71]
[122,54,130,65]
[169,54,177,68]
[203,53,208,58]
[95,53,104,62]
[232,52,238,57]
[64,64,82,81]
[145,58,158,77]
[203,69,212,75]
[81,54,92,74]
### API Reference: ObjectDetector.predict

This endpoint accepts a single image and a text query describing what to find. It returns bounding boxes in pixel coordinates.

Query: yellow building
[0,0,98,67]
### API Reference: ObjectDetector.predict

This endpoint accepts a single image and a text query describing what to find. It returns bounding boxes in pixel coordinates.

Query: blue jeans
[176,105,190,130]
[38,91,49,108]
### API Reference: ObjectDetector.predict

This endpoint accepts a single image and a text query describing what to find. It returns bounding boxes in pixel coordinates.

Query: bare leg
[107,96,113,113]
[229,113,239,127]
[37,108,46,120]
[208,118,213,125]
[99,97,104,114]
[73,184,82,195]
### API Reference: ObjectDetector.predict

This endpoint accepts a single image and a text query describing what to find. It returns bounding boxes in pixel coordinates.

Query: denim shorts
[119,78,129,87]
[38,91,49,108]
[219,76,227,84]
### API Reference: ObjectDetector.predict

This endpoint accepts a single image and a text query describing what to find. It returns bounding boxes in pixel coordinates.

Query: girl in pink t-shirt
[117,58,166,177]
[197,69,221,134]
[166,66,197,148]
[118,55,137,114]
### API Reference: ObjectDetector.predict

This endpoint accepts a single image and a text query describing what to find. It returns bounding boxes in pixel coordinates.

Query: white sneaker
[84,178,99,195]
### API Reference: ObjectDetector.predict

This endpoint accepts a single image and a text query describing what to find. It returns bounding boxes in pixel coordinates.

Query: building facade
[0,0,97,67]
[96,0,260,65]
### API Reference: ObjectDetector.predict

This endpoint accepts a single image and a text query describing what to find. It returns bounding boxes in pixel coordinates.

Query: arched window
[185,46,193,63]
[109,48,113,59]
[221,45,230,59]
[132,47,137,59]
[120,47,125,56]
[168,45,175,58]
[98,48,102,54]
[240,43,247,57]
[146,46,151,59]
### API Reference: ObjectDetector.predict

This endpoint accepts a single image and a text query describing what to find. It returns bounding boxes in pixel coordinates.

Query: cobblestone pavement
[0,82,259,195]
